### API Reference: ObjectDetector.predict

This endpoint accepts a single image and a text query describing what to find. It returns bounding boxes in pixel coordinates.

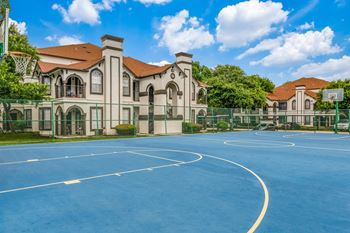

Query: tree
[192,61,213,82]
[315,79,350,110]
[0,21,47,131]
[0,0,10,18]
[205,65,274,109]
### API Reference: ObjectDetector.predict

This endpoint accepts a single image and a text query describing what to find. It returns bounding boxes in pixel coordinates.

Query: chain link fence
[1,99,349,141]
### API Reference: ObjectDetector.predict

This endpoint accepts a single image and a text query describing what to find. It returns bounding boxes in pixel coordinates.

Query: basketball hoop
[322,88,344,103]
[8,51,32,76]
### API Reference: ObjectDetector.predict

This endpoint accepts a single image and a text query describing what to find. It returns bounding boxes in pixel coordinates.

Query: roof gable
[267,77,329,101]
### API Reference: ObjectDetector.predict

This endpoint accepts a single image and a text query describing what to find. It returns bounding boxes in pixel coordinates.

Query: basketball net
[8,51,32,76]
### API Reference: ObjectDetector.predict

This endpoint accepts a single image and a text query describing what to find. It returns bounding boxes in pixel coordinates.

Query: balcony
[55,84,86,98]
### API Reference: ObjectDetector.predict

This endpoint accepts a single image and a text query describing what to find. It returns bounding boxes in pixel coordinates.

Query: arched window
[292,100,296,110]
[91,69,103,94]
[197,89,207,105]
[305,99,311,110]
[66,75,85,98]
[192,82,196,101]
[123,73,131,96]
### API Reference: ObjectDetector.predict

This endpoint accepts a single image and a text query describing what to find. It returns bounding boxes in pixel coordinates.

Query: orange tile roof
[123,57,172,78]
[37,43,102,61]
[267,77,329,101]
[37,44,175,78]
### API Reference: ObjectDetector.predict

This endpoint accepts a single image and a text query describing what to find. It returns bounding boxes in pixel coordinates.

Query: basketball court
[1,131,349,233]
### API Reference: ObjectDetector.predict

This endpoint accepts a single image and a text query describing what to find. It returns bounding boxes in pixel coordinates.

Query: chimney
[101,35,124,55]
[175,52,193,66]
[175,52,193,122]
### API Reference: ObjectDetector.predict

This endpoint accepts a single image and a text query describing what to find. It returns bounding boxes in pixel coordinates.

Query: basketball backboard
[322,89,344,103]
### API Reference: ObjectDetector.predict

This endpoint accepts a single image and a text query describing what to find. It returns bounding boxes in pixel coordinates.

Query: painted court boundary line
[0,144,270,232]
[0,149,162,166]
[204,154,269,233]
[0,149,202,194]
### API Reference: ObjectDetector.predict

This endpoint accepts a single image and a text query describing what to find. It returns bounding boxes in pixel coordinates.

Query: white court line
[294,145,350,152]
[224,140,295,148]
[0,149,160,166]
[283,133,350,140]
[127,151,185,163]
[204,154,269,233]
[0,145,152,152]
[0,149,202,195]
[0,145,269,232]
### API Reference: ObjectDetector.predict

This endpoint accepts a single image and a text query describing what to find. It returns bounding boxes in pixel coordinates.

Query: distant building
[266,77,329,126]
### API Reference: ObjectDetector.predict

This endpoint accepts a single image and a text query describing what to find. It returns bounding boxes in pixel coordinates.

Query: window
[39,108,52,130]
[90,107,103,130]
[279,116,287,124]
[292,100,296,110]
[305,116,311,125]
[197,89,207,105]
[168,87,173,100]
[24,109,32,128]
[123,108,131,124]
[123,73,130,96]
[278,102,287,111]
[305,99,311,110]
[192,82,196,101]
[133,81,140,101]
[42,76,51,94]
[91,70,103,94]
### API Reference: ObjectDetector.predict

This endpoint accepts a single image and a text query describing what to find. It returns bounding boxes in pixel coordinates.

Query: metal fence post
[51,100,55,142]
[164,105,167,135]
[335,101,339,134]
[348,109,350,134]
[96,103,99,136]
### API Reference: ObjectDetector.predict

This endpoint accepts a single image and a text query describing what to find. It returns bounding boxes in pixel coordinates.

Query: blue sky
[9,0,350,85]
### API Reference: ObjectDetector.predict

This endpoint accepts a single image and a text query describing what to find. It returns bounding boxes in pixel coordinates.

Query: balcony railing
[55,85,86,98]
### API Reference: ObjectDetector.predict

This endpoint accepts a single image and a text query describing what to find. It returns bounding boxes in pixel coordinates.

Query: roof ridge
[37,43,96,50]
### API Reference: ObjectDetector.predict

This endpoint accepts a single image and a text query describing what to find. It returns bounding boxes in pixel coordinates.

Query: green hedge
[182,122,202,134]
[217,120,229,131]
[115,124,136,136]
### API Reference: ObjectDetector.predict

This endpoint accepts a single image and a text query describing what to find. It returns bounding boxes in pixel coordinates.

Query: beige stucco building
[1,35,208,136]
[266,77,329,126]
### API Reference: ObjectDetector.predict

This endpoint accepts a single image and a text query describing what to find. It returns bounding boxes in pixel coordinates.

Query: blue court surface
[1,131,350,233]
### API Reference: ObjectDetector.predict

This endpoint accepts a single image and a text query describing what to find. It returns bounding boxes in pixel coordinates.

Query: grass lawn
[0,133,142,146]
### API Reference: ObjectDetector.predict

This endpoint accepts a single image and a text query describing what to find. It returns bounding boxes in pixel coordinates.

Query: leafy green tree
[0,19,47,131]
[206,65,274,108]
[315,79,350,110]
[0,0,10,18]
[192,61,213,82]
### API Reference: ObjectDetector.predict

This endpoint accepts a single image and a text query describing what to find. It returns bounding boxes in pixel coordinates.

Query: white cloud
[45,35,84,45]
[52,0,125,25]
[297,21,315,31]
[135,0,172,5]
[155,10,214,54]
[293,56,350,81]
[148,60,171,66]
[216,0,289,51]
[58,36,84,45]
[9,18,27,34]
[243,27,341,66]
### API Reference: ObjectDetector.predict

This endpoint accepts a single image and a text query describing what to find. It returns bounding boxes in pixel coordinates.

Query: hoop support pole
[335,100,339,134]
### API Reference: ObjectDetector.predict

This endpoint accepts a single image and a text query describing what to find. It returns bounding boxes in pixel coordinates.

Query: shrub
[115,124,136,136]
[217,120,229,131]
[12,121,27,132]
[182,122,202,134]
